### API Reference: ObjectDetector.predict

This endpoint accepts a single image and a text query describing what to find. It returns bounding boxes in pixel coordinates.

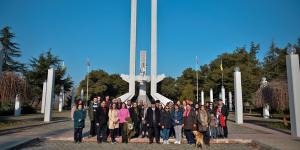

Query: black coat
[146,107,161,127]
[129,107,141,123]
[160,110,172,129]
[95,106,109,126]
[221,105,229,117]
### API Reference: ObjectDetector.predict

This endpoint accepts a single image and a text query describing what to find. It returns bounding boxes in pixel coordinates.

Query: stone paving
[1,111,300,150]
[23,140,266,150]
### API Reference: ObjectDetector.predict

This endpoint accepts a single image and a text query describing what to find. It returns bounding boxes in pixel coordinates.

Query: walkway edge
[4,138,39,150]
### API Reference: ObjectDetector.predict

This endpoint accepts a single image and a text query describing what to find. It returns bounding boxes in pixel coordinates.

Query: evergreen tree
[25,50,73,105]
[0,26,24,72]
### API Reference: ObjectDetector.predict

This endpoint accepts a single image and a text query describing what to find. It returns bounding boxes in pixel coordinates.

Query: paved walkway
[1,111,300,150]
[0,111,71,150]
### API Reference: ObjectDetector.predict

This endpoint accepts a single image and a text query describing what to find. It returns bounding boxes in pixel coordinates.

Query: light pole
[86,59,90,102]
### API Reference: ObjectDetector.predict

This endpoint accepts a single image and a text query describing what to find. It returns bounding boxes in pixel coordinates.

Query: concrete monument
[229,91,233,111]
[286,46,300,137]
[44,68,55,122]
[41,81,47,113]
[234,67,243,124]
[119,0,172,105]
[14,94,21,116]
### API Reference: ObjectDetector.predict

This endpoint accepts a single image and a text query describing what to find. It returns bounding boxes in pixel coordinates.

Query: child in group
[73,102,87,143]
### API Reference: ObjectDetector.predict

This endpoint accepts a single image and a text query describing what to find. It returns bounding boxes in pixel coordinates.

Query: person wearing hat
[73,101,86,143]
[146,101,161,144]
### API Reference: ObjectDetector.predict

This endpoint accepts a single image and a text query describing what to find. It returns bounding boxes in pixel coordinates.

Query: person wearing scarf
[182,103,196,145]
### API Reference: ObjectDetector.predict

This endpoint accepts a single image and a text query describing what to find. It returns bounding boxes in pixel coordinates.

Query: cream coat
[108,109,119,129]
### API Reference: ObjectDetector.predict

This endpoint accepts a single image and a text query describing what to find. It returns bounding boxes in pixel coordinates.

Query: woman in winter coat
[182,103,196,145]
[108,103,119,144]
[197,105,209,144]
[73,102,86,143]
[160,106,172,144]
[171,104,183,144]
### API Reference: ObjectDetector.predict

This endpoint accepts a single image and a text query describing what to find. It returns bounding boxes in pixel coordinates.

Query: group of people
[71,95,229,145]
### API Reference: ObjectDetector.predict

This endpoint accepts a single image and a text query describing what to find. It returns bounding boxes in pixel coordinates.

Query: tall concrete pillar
[129,0,137,95]
[118,0,137,102]
[80,89,84,100]
[221,86,226,105]
[210,88,213,109]
[286,47,300,137]
[41,81,47,113]
[229,91,233,111]
[14,94,21,116]
[71,87,75,106]
[151,0,158,97]
[201,90,204,105]
[44,68,55,122]
[58,86,64,112]
[234,67,243,124]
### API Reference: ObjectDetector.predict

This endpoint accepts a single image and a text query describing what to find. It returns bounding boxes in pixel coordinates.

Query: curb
[0,119,69,136]
[47,137,254,144]
[4,138,39,150]
[252,140,282,150]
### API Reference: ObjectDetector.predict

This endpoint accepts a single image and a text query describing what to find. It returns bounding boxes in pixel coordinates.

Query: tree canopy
[0,26,24,72]
[25,50,73,105]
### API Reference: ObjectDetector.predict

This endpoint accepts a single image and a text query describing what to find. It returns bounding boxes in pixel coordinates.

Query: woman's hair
[110,103,117,109]
[121,102,127,109]
[76,99,84,109]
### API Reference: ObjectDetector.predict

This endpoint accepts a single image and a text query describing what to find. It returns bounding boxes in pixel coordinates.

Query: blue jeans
[161,128,170,141]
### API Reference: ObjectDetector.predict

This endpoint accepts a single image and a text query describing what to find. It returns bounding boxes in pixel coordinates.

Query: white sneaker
[178,141,181,144]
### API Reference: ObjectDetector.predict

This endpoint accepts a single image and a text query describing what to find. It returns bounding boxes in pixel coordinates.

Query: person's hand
[161,125,164,129]
[193,124,197,127]
[96,123,99,126]
[182,124,185,128]
[147,124,149,127]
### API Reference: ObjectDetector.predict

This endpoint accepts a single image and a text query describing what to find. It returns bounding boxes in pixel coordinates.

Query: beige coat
[108,109,119,129]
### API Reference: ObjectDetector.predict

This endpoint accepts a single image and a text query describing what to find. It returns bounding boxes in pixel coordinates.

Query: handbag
[199,126,208,132]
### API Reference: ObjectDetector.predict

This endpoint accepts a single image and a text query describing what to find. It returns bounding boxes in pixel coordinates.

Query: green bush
[21,103,37,114]
[0,102,14,116]
[0,102,37,116]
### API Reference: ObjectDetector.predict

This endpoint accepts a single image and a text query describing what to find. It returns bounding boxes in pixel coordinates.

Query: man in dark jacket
[146,101,161,144]
[95,100,109,143]
[88,97,98,137]
[129,102,141,137]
